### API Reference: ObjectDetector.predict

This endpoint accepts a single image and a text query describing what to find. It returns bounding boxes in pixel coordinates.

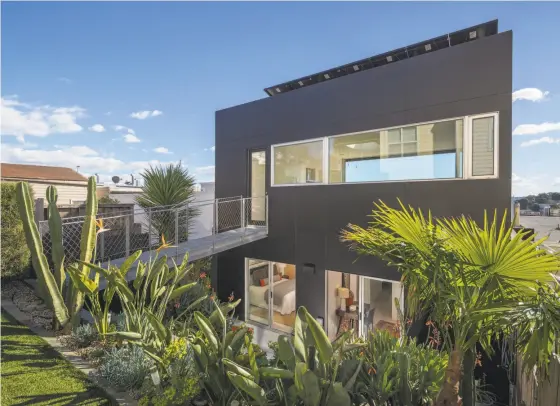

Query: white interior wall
[326,270,342,340]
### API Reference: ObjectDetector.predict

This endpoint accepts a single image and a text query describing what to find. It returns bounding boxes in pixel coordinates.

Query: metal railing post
[241,197,246,230]
[185,203,189,241]
[100,232,105,261]
[175,207,179,258]
[125,215,130,257]
[215,200,219,235]
[148,207,152,252]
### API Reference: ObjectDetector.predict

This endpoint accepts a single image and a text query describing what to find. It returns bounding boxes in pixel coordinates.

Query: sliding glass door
[245,258,296,333]
[358,276,403,337]
[325,271,404,339]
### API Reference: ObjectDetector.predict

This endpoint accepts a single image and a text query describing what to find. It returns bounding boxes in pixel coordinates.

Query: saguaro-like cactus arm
[46,186,65,291]
[68,176,98,319]
[16,182,69,326]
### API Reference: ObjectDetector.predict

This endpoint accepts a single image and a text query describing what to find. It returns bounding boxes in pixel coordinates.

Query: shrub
[0,182,31,280]
[112,312,127,332]
[72,324,99,348]
[98,195,120,204]
[60,323,99,349]
[98,346,151,391]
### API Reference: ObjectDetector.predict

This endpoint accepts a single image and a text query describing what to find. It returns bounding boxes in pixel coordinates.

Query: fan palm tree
[341,200,560,406]
[136,163,200,243]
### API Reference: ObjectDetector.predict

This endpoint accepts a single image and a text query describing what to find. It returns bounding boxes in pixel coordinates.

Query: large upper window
[273,140,324,185]
[271,112,497,186]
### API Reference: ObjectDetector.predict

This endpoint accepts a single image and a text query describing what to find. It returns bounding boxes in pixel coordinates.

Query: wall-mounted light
[302,263,315,274]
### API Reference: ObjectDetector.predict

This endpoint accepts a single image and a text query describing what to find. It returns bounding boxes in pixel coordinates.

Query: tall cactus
[16,182,70,326]
[16,176,99,329]
[68,176,98,322]
[46,186,65,291]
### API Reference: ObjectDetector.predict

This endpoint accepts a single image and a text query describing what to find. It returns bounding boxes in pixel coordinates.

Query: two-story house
[213,20,512,339]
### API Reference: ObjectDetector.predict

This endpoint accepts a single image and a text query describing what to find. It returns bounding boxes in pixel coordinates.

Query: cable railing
[38,195,268,268]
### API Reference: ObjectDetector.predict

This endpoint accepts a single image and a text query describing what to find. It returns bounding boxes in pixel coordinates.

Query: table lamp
[337,287,350,311]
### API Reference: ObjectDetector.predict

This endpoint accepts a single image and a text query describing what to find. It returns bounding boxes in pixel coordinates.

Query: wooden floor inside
[249,306,296,328]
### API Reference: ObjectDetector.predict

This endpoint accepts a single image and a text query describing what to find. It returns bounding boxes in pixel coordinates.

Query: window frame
[271,137,327,186]
[464,112,499,179]
[270,112,499,187]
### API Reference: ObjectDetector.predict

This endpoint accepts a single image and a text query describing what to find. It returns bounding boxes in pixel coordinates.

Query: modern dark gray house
[213,20,512,338]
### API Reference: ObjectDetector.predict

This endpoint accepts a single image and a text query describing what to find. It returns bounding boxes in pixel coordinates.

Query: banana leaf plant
[189,298,268,406]
[16,178,98,330]
[341,200,560,406]
[226,306,365,406]
[66,250,143,335]
[80,250,198,366]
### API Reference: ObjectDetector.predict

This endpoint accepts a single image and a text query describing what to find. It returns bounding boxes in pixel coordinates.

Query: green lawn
[1,311,115,406]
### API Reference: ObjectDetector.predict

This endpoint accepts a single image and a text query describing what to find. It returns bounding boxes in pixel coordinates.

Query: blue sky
[2,2,559,195]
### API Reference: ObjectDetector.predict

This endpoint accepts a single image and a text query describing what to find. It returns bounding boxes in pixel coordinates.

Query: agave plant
[16,178,98,329]
[341,200,560,406]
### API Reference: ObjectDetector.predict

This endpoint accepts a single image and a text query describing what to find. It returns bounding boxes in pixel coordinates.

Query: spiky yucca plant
[136,163,200,243]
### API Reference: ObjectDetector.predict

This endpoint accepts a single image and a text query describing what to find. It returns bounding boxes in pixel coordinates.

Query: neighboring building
[0,163,88,205]
[213,20,512,338]
[191,182,215,239]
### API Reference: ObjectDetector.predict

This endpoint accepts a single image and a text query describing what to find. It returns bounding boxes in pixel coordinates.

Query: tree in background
[1,182,31,279]
[98,195,120,204]
[517,198,528,210]
[531,203,541,212]
[136,163,200,243]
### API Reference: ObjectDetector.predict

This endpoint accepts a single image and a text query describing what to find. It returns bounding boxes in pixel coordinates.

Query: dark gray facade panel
[214,31,512,321]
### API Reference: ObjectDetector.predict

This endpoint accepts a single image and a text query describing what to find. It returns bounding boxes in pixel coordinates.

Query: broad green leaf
[169,281,197,300]
[194,311,218,353]
[326,382,351,406]
[223,359,253,379]
[278,335,296,369]
[260,367,294,380]
[303,307,333,364]
[300,371,321,406]
[105,331,142,340]
[119,250,142,278]
[226,372,267,406]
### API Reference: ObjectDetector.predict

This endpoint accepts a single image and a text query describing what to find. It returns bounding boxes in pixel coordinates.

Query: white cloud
[57,77,73,85]
[512,173,542,196]
[124,133,141,143]
[88,124,106,133]
[204,146,216,152]
[2,143,175,181]
[194,165,215,181]
[513,122,560,136]
[1,96,85,138]
[520,136,560,147]
[113,125,135,134]
[154,147,172,154]
[512,173,560,196]
[512,88,549,102]
[130,110,163,120]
